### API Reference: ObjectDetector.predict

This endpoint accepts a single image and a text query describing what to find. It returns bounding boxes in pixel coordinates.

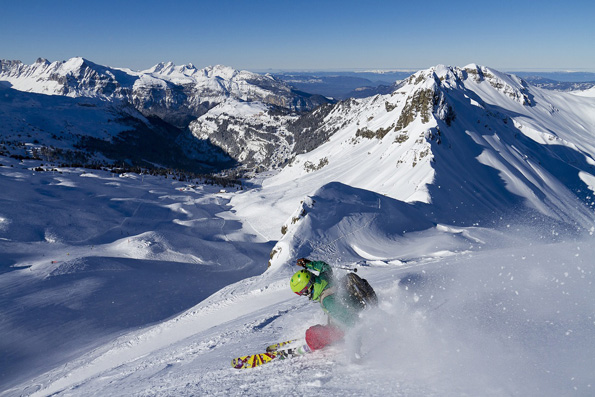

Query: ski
[231,345,311,369]
[265,338,301,352]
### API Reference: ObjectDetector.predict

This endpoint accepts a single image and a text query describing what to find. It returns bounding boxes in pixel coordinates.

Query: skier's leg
[305,324,345,351]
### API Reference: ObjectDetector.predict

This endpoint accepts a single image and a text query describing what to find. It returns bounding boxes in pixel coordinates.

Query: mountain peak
[267,62,595,228]
[398,64,533,107]
[145,62,202,79]
[179,63,197,74]
[148,61,176,74]
[61,56,91,72]
[202,64,239,80]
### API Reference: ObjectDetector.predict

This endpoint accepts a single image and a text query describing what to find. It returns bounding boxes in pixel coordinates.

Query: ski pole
[333,265,357,272]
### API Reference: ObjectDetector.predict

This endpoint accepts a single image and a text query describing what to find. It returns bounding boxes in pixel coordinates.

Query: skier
[232,258,376,369]
[290,258,365,353]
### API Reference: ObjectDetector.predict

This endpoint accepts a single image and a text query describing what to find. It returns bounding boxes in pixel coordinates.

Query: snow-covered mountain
[4,59,595,222]
[238,64,595,235]
[1,61,595,396]
[0,58,329,128]
[0,83,234,172]
[0,58,332,170]
[4,58,595,194]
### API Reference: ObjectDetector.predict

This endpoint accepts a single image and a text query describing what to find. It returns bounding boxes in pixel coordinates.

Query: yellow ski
[231,345,310,369]
[265,339,300,352]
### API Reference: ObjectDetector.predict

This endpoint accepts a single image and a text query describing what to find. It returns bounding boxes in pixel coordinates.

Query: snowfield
[0,157,593,396]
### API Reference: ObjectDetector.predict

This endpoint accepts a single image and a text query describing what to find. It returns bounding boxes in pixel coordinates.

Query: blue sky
[2,0,594,72]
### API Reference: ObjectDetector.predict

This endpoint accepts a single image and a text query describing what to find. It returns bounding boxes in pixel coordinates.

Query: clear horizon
[2,0,594,72]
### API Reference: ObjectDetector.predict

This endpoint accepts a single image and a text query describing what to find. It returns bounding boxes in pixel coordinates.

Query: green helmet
[290,269,313,296]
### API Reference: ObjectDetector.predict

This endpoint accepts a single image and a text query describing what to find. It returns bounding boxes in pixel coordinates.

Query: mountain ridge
[231,63,595,238]
[0,57,331,128]
[2,58,595,229]
[0,57,333,171]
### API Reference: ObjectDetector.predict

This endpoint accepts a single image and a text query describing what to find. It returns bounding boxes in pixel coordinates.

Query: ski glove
[297,258,311,267]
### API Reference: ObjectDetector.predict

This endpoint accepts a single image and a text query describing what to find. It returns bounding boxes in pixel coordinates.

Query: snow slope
[0,157,273,391]
[3,173,593,396]
[0,83,233,172]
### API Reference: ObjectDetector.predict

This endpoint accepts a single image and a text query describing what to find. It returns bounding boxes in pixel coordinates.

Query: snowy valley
[1,59,595,396]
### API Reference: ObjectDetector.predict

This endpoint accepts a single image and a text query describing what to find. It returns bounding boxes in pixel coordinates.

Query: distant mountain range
[269,70,413,99]
[0,58,331,172]
[270,70,595,99]
[0,58,330,128]
[511,70,595,83]
[513,75,595,92]
[2,58,595,229]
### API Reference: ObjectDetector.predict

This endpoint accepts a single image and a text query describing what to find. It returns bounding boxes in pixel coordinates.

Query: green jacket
[304,260,361,329]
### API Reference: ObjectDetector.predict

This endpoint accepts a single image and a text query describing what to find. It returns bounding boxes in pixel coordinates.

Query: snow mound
[269,182,492,273]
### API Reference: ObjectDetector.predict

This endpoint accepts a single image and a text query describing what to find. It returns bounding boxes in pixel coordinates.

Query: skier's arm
[305,260,332,275]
